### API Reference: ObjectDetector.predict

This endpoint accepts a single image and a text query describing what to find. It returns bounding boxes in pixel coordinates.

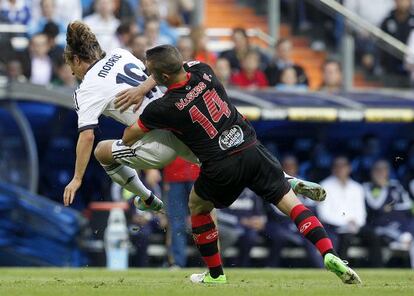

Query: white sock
[103,163,151,199]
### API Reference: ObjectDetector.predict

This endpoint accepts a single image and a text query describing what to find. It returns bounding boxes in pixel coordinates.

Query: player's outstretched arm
[122,121,147,146]
[115,75,157,113]
[63,129,95,206]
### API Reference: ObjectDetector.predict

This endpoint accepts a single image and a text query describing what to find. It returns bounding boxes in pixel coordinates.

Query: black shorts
[194,142,290,208]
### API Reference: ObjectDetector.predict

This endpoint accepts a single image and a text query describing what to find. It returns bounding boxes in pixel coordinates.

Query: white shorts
[111,130,199,170]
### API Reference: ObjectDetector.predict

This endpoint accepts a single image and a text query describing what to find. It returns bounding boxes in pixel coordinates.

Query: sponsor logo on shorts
[300,222,312,233]
[218,125,244,151]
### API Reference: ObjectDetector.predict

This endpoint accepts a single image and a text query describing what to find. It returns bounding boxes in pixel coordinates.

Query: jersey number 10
[116,63,157,99]
[189,89,231,139]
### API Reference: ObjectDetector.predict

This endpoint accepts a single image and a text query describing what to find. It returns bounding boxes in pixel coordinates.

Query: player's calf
[189,189,225,283]
[289,203,336,257]
[276,191,361,284]
[95,140,164,212]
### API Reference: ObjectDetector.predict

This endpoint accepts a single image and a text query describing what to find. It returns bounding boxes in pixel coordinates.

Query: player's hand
[63,177,82,206]
[115,87,145,113]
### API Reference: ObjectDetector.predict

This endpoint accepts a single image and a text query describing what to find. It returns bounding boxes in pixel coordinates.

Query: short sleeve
[138,100,171,131]
[74,86,108,132]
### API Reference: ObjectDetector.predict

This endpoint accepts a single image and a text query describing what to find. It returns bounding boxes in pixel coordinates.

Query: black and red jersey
[139,61,257,163]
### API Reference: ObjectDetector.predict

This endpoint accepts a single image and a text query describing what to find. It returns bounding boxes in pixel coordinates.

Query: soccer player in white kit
[62,21,195,209]
[62,21,326,210]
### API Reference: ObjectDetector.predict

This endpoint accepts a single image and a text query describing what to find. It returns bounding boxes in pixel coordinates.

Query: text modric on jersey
[98,54,122,78]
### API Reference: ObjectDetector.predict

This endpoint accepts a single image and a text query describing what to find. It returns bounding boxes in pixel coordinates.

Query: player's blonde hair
[63,21,105,64]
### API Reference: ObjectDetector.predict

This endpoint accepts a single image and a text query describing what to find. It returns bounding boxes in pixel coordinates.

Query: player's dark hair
[146,45,183,75]
[64,21,105,64]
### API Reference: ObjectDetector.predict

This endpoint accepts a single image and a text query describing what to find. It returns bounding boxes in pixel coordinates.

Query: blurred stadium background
[1,0,414,272]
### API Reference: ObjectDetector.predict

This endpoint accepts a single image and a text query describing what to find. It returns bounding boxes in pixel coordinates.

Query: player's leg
[188,188,227,284]
[94,139,162,211]
[165,133,327,203]
[171,135,200,165]
[249,143,360,284]
[275,189,361,284]
[97,130,189,211]
[275,189,336,257]
[172,133,327,203]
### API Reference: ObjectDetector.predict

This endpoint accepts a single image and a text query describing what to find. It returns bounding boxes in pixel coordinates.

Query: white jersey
[73,48,164,131]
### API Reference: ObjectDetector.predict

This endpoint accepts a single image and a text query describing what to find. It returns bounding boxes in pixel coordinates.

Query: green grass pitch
[0,268,413,296]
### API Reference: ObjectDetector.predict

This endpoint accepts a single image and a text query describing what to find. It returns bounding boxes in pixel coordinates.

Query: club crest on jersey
[175,82,206,110]
[203,73,211,82]
[218,125,244,151]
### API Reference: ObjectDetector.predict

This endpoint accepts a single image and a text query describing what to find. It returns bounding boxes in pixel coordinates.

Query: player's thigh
[247,143,291,205]
[193,160,245,209]
[168,134,199,165]
[189,186,215,215]
[113,130,179,169]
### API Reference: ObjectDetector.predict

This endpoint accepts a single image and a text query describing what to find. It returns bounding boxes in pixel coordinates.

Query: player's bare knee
[189,188,214,215]
[188,193,196,212]
[93,141,104,161]
[189,189,202,214]
[94,140,115,165]
[274,189,301,216]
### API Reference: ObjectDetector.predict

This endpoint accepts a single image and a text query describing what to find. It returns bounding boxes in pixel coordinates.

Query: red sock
[290,204,336,257]
[191,214,223,278]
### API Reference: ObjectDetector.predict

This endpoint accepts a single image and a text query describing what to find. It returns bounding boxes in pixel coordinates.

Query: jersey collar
[85,59,101,75]
[167,72,191,92]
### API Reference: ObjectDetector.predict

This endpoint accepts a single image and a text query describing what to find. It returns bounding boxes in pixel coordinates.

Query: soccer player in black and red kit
[122,45,361,284]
